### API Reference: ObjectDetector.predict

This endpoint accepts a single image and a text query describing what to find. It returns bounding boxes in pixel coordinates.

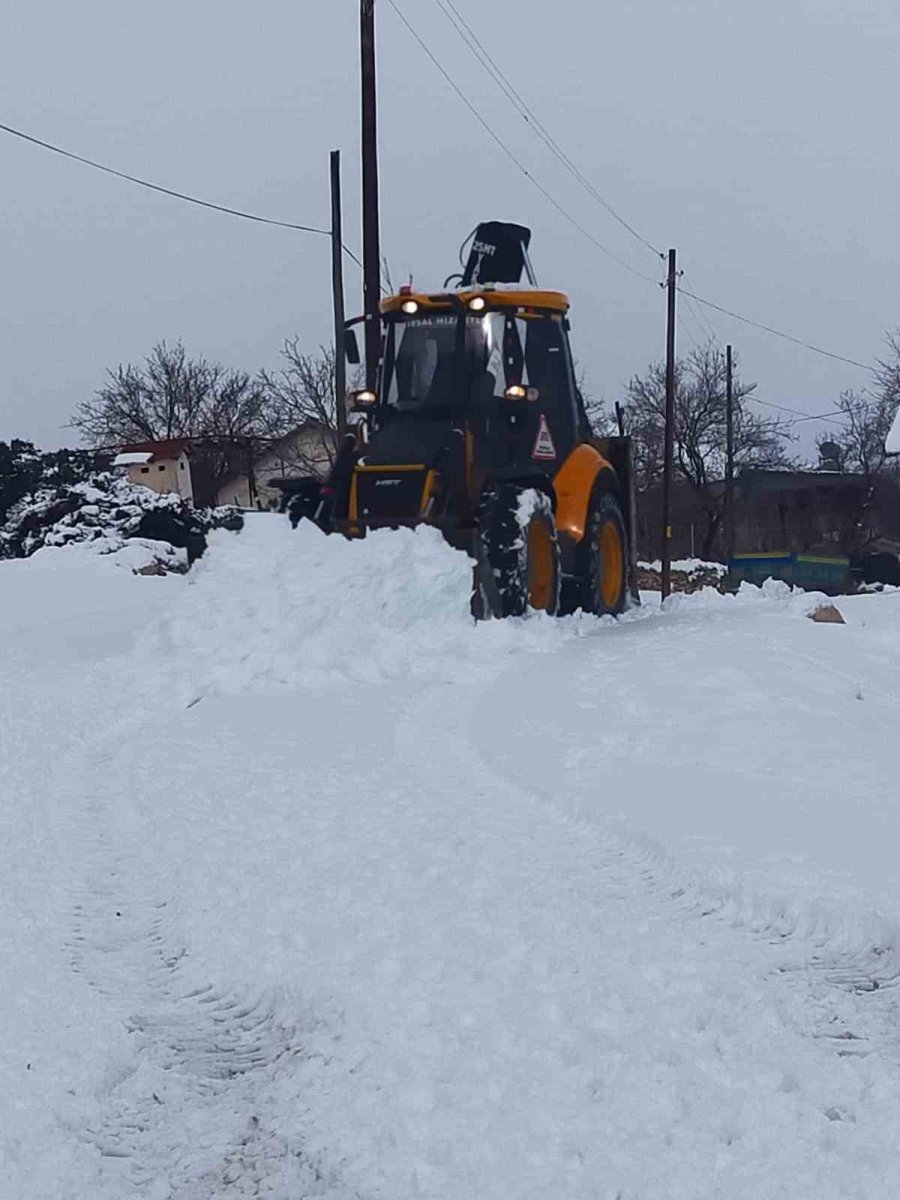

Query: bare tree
[813,363,900,551]
[625,341,793,558]
[816,389,897,479]
[574,368,614,437]
[819,329,900,478]
[875,329,900,417]
[72,341,274,447]
[259,340,351,475]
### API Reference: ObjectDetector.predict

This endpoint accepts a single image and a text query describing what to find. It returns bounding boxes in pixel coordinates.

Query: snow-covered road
[3,517,900,1198]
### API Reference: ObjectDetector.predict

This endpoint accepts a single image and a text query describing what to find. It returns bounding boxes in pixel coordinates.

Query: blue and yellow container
[727,552,850,595]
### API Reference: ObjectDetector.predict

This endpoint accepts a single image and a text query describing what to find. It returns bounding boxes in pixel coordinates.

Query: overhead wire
[675,292,713,351]
[678,285,876,374]
[384,0,660,287]
[747,396,845,427]
[405,7,887,431]
[1,24,881,387]
[0,119,365,271]
[391,3,876,382]
[430,0,664,260]
[430,3,874,378]
[679,270,719,344]
[676,314,700,352]
[672,272,855,429]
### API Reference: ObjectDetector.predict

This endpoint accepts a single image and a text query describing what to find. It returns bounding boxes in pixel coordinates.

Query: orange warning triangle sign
[532,413,557,461]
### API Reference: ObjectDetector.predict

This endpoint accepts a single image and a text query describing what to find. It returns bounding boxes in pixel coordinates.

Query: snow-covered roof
[117,438,192,463]
[886,408,900,456]
[112,451,153,466]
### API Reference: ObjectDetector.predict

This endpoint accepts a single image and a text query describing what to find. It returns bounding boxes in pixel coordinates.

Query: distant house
[636,466,900,561]
[213,424,334,510]
[735,467,900,558]
[113,439,195,503]
[113,426,334,511]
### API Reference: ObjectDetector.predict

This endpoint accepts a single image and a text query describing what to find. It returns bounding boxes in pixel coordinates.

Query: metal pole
[725,343,735,560]
[360,0,382,392]
[614,400,626,437]
[330,150,348,440]
[660,248,677,600]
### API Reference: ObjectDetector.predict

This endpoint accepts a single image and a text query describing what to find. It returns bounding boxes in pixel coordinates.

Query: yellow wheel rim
[599,520,624,610]
[527,518,555,611]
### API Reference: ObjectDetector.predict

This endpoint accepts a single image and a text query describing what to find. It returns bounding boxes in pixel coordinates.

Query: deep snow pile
[148,516,824,701]
[0,469,242,571]
[145,515,582,699]
[4,517,900,1200]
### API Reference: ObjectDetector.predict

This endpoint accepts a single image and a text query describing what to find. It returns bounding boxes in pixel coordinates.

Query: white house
[113,439,195,503]
[214,425,334,509]
[113,426,334,511]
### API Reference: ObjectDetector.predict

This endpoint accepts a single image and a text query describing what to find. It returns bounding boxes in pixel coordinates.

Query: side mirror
[344,328,361,365]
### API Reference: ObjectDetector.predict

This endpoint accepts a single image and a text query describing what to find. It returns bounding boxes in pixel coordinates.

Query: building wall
[216,475,256,509]
[636,471,900,561]
[128,453,194,503]
[215,428,333,510]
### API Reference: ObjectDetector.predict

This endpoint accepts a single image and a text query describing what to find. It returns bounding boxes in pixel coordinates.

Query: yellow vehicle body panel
[553,444,615,544]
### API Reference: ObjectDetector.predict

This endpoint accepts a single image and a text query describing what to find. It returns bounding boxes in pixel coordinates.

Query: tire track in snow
[454,634,900,1061]
[58,702,341,1198]
[392,660,900,1077]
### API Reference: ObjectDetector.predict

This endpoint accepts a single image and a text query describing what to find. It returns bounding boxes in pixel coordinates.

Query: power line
[385,0,660,287]
[748,396,845,427]
[0,121,332,235]
[3,65,880,382]
[679,284,875,374]
[0,118,370,274]
[676,312,700,351]
[414,5,878,377]
[391,5,876,379]
[431,0,874,380]
[680,270,719,344]
[430,0,663,260]
[674,275,848,424]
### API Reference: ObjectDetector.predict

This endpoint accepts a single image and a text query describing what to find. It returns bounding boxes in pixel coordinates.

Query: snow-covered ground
[3,516,900,1198]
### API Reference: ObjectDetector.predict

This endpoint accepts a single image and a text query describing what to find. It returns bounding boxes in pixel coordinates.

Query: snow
[638,556,728,575]
[3,514,900,1197]
[514,486,541,529]
[112,451,153,466]
[23,535,188,574]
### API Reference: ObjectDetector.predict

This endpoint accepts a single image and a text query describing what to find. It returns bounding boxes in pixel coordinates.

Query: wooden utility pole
[725,343,735,560]
[614,400,626,437]
[660,248,678,600]
[360,0,382,392]
[330,150,347,439]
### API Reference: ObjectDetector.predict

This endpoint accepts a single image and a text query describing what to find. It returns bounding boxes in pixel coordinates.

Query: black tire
[472,484,560,619]
[580,491,628,616]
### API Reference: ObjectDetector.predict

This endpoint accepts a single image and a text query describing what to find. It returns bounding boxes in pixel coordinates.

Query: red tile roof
[119,438,191,462]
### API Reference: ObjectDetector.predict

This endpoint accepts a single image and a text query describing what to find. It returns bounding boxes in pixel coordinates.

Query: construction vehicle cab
[285,226,638,619]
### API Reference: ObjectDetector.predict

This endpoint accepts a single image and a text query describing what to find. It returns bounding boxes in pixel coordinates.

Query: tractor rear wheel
[581,491,628,616]
[472,484,560,618]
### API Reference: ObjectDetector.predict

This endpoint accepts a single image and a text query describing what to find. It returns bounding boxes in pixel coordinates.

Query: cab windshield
[383,315,490,410]
[381,309,576,417]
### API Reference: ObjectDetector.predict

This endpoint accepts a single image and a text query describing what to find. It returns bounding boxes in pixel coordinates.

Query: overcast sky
[1,0,897,450]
